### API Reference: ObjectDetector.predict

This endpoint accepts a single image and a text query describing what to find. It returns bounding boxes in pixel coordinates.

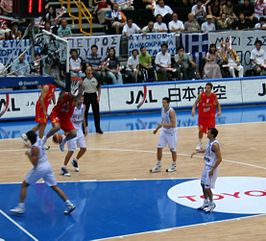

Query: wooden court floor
[0,122,266,241]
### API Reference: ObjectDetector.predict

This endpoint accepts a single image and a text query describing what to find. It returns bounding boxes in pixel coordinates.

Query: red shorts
[198,117,215,134]
[50,111,75,132]
[35,103,48,124]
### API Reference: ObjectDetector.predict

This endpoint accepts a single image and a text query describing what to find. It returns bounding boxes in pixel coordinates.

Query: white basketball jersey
[204,140,220,167]
[161,107,176,134]
[71,104,85,129]
[32,137,49,166]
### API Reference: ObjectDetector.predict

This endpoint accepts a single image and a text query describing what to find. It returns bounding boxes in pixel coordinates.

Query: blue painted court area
[0,179,254,241]
[0,105,266,139]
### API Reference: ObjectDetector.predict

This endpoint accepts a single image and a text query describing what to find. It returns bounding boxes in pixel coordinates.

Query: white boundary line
[0,120,265,141]
[0,146,266,171]
[90,213,266,241]
[0,209,38,241]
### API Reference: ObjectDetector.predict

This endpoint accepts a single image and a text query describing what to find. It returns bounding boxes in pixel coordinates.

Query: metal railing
[60,0,93,36]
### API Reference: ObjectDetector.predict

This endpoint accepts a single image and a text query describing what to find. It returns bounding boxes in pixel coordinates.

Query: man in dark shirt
[232,12,252,29]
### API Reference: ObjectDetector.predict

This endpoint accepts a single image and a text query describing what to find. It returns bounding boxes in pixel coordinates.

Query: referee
[83,65,103,134]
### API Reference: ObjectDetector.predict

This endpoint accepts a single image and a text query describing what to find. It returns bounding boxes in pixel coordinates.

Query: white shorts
[67,134,87,151]
[157,129,178,152]
[25,163,57,187]
[201,165,218,189]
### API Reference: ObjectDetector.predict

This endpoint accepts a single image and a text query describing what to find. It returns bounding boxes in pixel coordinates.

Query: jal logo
[0,94,20,118]
[126,86,157,109]
[167,177,266,214]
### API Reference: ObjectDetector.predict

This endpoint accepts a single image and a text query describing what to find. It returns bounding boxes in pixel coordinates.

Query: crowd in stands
[0,0,266,85]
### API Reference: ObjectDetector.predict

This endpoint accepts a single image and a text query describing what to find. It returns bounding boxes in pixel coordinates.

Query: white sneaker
[150,163,161,173]
[196,143,202,152]
[204,203,216,213]
[197,201,209,210]
[166,163,176,172]
[64,203,76,215]
[10,205,25,214]
[44,145,50,150]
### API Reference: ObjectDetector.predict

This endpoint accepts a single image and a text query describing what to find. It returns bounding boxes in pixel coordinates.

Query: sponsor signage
[168,176,266,214]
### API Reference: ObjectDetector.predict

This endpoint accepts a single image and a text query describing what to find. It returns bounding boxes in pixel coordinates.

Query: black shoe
[96,129,103,134]
[71,159,79,172]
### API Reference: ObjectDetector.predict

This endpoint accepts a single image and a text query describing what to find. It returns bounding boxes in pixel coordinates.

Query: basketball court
[0,106,266,240]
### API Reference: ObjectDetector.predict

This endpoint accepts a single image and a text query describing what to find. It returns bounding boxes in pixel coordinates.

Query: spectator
[0,20,10,40]
[174,46,196,80]
[153,0,173,23]
[10,22,22,40]
[83,65,103,134]
[69,49,83,78]
[155,43,174,81]
[122,18,141,37]
[114,0,134,10]
[203,43,222,79]
[232,12,252,29]
[191,0,207,24]
[207,0,221,20]
[10,53,30,76]
[105,47,123,84]
[142,21,155,33]
[168,13,185,33]
[94,0,112,24]
[86,44,105,83]
[222,0,237,25]
[43,6,57,27]
[57,18,72,37]
[126,49,141,83]
[184,12,201,32]
[154,14,168,32]
[217,12,231,29]
[139,46,155,81]
[105,3,125,34]
[44,21,52,32]
[255,16,266,29]
[250,39,266,75]
[238,0,255,22]
[201,14,216,32]
[219,41,244,78]
[254,0,266,20]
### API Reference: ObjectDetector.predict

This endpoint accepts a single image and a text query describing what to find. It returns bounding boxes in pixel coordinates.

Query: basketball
[52,133,63,144]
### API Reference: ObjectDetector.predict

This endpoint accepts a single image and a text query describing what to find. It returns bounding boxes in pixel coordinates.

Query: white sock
[203,199,208,204]
[42,136,47,144]
[156,160,161,166]
[65,200,71,205]
[18,202,25,208]
[198,138,202,145]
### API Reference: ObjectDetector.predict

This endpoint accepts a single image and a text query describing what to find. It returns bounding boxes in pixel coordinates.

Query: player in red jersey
[43,81,82,152]
[21,84,56,147]
[192,82,221,151]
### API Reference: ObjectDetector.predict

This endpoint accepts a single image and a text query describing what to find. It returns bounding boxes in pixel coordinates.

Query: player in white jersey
[198,127,222,213]
[150,97,177,173]
[61,96,87,177]
[10,130,75,215]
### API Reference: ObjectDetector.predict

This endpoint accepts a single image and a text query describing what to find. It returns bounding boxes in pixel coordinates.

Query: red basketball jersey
[52,92,75,119]
[198,92,217,118]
